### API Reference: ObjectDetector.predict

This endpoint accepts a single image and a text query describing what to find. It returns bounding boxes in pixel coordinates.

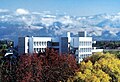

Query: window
[42,42,44,46]
[39,42,41,46]
[34,42,36,46]
[36,48,38,52]
[44,42,46,46]
[43,48,45,52]
[38,48,39,52]
[83,42,85,46]
[41,48,45,52]
[27,42,29,46]
[79,42,81,46]
[37,42,39,46]
[43,42,46,46]
[89,42,92,46]
[52,42,59,46]
[84,42,86,46]
[40,48,41,52]
[34,48,37,52]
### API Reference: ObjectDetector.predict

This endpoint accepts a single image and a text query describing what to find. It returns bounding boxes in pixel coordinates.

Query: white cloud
[32,12,42,15]
[41,17,56,26]
[0,9,9,12]
[16,8,29,15]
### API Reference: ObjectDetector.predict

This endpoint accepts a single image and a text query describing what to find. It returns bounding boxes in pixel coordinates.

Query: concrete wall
[60,37,68,54]
[18,37,25,55]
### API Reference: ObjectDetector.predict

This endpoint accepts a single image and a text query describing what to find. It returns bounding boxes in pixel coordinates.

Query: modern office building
[70,32,93,63]
[18,37,52,54]
[18,31,103,63]
[18,36,69,55]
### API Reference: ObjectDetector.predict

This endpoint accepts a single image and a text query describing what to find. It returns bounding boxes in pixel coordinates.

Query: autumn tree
[40,48,78,82]
[0,48,78,82]
[16,53,42,82]
[0,55,18,82]
[68,52,120,82]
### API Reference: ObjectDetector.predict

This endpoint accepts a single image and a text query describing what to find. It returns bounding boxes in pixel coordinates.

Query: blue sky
[0,0,120,16]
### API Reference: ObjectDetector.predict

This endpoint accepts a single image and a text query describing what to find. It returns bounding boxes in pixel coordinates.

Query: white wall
[32,37,52,53]
[78,37,92,63]
[25,37,29,53]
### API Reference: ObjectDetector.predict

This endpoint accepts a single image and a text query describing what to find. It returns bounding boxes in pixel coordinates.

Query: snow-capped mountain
[0,9,120,44]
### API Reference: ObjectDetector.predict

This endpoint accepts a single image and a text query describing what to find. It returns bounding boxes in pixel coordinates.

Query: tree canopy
[0,48,78,82]
[68,52,120,82]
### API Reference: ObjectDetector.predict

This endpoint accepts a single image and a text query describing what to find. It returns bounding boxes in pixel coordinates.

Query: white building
[18,36,69,55]
[18,31,103,63]
[18,37,52,54]
[69,31,92,63]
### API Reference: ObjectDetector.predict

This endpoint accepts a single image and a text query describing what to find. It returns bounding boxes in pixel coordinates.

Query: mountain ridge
[0,9,120,45]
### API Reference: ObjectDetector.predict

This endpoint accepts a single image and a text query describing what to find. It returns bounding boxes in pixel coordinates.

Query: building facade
[69,32,93,63]
[18,31,103,63]
[18,36,69,55]
[18,37,52,54]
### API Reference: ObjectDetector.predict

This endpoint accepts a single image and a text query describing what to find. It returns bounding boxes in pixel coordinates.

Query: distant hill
[0,9,120,45]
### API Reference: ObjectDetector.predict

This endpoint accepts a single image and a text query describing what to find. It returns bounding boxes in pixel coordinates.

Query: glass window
[82,42,84,46]
[88,42,90,46]
[37,42,38,46]
[27,42,29,46]
[43,42,45,46]
[83,42,85,46]
[42,42,44,46]
[40,48,41,52]
[38,48,40,52]
[43,48,45,52]
[81,41,82,46]
[34,42,36,46]
[84,48,85,52]
[34,48,37,52]
[44,42,46,46]
[86,48,87,52]
[79,42,81,46]
[86,42,87,46]
[90,42,92,46]
[81,48,83,52]
[40,42,41,46]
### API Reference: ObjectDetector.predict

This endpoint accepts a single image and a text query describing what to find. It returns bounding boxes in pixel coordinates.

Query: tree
[0,48,78,82]
[40,48,78,82]
[16,54,42,82]
[0,55,18,82]
[69,53,120,82]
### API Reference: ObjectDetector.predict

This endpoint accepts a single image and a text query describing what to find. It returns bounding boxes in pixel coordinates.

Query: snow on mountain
[0,9,9,13]
[0,9,120,44]
[16,9,30,15]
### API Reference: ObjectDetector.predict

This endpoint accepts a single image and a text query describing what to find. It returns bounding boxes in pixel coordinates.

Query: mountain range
[0,9,120,45]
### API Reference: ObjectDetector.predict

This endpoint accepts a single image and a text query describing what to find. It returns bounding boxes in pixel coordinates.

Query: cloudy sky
[0,0,120,16]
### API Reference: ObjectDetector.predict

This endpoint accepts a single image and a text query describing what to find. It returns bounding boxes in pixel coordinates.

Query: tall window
[34,42,35,46]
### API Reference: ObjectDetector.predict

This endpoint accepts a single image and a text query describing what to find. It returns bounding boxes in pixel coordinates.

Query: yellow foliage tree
[68,53,120,82]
